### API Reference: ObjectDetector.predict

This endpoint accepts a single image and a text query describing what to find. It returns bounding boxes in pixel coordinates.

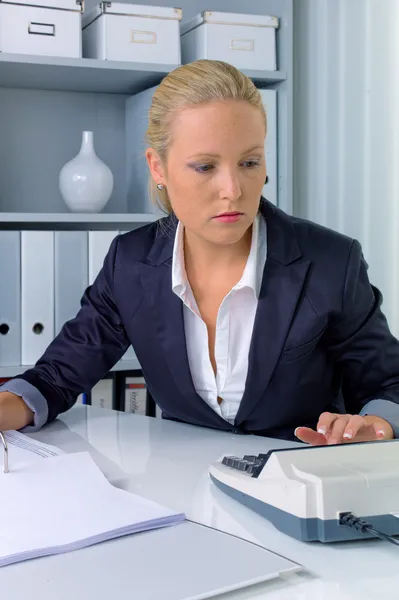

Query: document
[3,430,64,464]
[0,433,185,567]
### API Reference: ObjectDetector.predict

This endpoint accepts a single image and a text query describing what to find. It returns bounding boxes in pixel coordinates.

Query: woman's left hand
[295,413,394,445]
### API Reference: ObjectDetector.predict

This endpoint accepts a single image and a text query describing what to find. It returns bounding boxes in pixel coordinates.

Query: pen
[0,432,8,473]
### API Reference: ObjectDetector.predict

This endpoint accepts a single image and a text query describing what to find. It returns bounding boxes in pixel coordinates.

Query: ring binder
[0,432,8,473]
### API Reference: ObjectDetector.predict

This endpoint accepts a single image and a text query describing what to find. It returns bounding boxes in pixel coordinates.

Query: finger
[342,415,365,441]
[328,416,351,445]
[295,427,327,446]
[316,412,339,436]
[372,420,390,439]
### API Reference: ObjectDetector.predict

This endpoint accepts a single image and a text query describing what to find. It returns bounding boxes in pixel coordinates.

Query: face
[146,99,266,246]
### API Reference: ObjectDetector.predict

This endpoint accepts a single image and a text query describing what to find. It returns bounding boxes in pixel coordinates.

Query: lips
[215,212,243,218]
[213,212,244,224]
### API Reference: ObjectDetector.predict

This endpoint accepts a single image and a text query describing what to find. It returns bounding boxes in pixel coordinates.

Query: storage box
[0,0,83,58]
[180,10,278,71]
[82,2,182,65]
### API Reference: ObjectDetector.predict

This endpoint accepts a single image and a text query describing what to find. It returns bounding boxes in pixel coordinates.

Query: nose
[218,167,242,201]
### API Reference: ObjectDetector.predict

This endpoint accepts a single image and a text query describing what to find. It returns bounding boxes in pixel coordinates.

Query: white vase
[59,131,114,213]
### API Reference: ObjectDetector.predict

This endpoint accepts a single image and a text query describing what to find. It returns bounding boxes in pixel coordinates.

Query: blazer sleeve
[2,235,130,426]
[327,239,399,435]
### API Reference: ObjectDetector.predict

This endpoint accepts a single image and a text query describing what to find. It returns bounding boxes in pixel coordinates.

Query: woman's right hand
[0,392,34,431]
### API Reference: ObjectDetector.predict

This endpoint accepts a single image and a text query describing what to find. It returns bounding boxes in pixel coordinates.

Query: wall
[0,88,127,214]
[293,0,399,336]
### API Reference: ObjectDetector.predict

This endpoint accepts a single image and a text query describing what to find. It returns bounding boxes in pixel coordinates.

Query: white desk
[2,405,397,599]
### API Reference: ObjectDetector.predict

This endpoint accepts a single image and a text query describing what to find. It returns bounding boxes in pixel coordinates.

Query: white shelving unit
[0,0,293,379]
[0,53,286,94]
[0,212,159,231]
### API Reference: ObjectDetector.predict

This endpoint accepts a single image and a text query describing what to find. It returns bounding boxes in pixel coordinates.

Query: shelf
[0,358,141,379]
[0,53,286,94]
[0,213,160,231]
[242,69,287,85]
[0,53,179,94]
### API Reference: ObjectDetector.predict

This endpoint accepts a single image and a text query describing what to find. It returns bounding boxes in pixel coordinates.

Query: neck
[183,226,253,279]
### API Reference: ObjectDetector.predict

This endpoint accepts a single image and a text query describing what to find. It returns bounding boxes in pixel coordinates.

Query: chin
[209,227,250,246]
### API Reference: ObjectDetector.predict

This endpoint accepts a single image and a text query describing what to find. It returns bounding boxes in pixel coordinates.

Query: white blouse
[172,214,267,424]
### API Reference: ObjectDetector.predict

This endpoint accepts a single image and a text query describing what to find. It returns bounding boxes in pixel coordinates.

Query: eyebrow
[187,145,264,160]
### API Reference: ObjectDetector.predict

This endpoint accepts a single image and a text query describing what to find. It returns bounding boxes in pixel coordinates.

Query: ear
[146,148,166,185]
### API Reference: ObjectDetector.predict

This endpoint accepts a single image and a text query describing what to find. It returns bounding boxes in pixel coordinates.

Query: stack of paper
[0,432,185,567]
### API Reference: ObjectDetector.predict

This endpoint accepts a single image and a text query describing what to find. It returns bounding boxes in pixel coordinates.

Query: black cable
[339,512,399,547]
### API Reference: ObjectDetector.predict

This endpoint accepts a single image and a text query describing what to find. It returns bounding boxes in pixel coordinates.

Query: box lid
[180,10,278,35]
[0,0,83,11]
[82,2,182,28]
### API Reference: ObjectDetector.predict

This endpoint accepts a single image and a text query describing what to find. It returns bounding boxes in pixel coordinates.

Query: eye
[241,160,261,168]
[192,164,214,173]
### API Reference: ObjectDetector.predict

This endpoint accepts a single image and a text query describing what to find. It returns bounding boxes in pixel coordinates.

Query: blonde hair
[145,59,267,214]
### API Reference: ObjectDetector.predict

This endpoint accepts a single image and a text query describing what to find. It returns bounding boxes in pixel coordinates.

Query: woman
[1,59,398,445]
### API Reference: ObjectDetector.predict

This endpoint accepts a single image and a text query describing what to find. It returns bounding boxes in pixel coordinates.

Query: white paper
[3,430,64,469]
[0,450,185,566]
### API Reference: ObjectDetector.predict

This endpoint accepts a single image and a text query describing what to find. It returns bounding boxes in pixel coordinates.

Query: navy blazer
[13,199,399,440]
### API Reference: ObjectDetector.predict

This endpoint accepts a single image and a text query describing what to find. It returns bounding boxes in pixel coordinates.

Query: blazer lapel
[140,261,199,399]
[235,201,311,425]
[138,216,197,399]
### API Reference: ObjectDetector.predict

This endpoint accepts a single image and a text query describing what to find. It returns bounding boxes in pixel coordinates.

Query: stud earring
[157,183,164,191]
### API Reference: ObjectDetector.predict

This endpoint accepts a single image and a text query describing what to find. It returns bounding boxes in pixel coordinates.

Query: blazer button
[231,427,242,435]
